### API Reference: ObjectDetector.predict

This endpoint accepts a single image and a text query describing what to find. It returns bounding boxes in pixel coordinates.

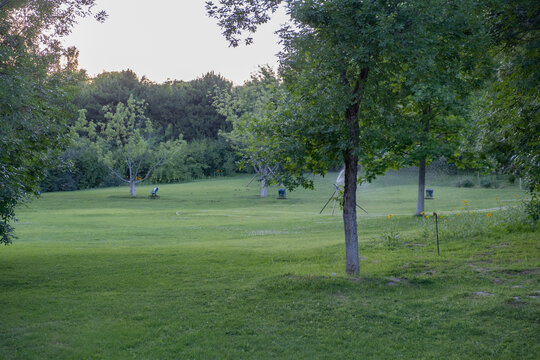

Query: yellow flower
[457,212,461,216]
[425,215,430,219]
[462,200,468,205]
[487,213,492,218]
[420,211,424,215]
[388,214,393,219]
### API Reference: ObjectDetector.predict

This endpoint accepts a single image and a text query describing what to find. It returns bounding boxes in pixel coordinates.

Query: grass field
[1,172,539,359]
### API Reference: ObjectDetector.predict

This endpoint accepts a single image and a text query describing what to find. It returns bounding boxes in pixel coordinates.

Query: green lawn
[1,173,538,359]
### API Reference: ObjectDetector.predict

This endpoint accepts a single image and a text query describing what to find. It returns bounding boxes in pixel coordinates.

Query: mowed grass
[1,173,539,359]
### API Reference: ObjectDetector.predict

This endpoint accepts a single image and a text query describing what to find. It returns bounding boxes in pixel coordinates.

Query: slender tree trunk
[340,67,369,275]
[343,150,359,275]
[260,178,267,197]
[130,179,136,197]
[416,158,426,216]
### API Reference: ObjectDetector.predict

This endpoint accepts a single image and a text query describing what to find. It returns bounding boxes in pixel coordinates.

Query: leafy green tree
[40,142,120,192]
[0,0,105,244]
[215,66,284,197]
[389,1,491,216]
[207,0,492,273]
[209,0,411,273]
[76,95,184,197]
[150,138,238,183]
[74,70,143,126]
[478,0,539,194]
[76,71,233,142]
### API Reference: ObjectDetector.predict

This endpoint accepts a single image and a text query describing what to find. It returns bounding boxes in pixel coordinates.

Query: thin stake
[320,190,337,214]
[246,174,258,187]
[434,212,439,256]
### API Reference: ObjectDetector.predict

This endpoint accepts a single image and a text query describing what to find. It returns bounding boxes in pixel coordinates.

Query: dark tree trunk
[416,158,426,216]
[341,67,369,275]
[343,149,359,274]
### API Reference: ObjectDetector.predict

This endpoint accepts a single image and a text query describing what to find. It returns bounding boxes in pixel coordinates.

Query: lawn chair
[149,187,159,199]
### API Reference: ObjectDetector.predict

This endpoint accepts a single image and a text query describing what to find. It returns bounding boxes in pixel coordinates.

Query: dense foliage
[207,0,538,273]
[479,0,539,194]
[215,66,285,197]
[74,70,233,142]
[42,70,241,193]
[0,0,105,244]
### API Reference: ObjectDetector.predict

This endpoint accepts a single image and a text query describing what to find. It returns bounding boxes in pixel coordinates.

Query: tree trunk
[130,179,136,197]
[260,178,267,197]
[416,158,426,216]
[340,67,369,275]
[343,150,359,275]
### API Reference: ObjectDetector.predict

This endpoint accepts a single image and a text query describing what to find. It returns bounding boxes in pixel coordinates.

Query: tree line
[41,69,241,194]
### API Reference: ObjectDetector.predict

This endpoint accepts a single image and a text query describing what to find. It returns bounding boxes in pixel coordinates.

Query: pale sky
[63,1,287,85]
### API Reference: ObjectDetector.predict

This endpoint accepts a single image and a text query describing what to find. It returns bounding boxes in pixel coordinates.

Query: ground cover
[1,173,538,359]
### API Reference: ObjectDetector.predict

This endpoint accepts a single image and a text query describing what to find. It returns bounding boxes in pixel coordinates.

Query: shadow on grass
[257,273,436,294]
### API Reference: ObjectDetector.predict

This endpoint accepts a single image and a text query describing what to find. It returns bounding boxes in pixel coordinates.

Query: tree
[0,0,105,244]
[74,70,143,126]
[214,66,284,197]
[389,0,491,216]
[479,0,539,193]
[208,0,417,274]
[76,71,233,142]
[207,0,492,273]
[76,95,184,197]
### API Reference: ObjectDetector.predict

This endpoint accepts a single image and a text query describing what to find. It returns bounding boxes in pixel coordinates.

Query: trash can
[425,188,434,199]
[278,188,286,199]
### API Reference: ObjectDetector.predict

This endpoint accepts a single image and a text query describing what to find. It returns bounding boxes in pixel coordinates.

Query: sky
[63,1,287,85]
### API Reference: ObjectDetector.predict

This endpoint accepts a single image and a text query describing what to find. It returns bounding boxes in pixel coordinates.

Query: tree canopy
[75,95,184,197]
[0,0,105,244]
[215,66,285,197]
[207,0,502,273]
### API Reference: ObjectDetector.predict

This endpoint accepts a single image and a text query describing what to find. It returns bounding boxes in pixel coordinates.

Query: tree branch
[106,164,129,183]
[137,154,166,183]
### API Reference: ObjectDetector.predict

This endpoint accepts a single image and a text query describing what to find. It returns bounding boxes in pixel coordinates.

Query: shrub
[480,178,499,188]
[150,138,240,183]
[524,193,540,222]
[456,178,475,188]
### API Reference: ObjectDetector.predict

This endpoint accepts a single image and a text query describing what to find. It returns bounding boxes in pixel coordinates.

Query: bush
[150,138,240,183]
[524,193,540,222]
[41,146,118,192]
[456,178,475,188]
[480,178,499,188]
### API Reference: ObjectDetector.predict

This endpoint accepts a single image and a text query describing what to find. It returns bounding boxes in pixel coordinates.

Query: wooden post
[434,212,439,256]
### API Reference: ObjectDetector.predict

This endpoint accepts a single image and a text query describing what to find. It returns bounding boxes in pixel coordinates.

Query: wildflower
[487,213,492,218]
[457,212,461,216]
[388,214,394,219]
[462,200,468,206]
[420,211,424,215]
[425,215,430,219]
